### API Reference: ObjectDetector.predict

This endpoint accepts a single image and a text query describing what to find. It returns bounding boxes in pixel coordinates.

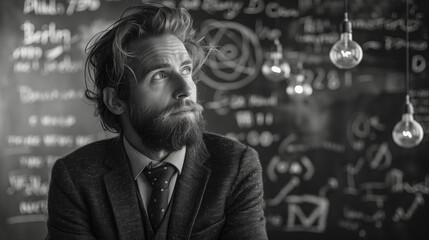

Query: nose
[173,74,193,100]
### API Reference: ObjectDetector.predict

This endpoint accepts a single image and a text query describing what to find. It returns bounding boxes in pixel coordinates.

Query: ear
[103,87,126,115]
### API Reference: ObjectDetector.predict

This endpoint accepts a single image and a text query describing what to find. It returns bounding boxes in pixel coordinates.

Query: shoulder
[52,137,119,174]
[64,137,118,160]
[203,132,247,152]
[202,132,259,166]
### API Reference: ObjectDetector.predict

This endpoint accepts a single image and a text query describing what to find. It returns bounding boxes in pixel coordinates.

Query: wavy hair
[84,3,211,133]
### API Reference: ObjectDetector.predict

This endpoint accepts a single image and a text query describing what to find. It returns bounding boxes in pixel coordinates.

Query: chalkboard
[1,0,429,240]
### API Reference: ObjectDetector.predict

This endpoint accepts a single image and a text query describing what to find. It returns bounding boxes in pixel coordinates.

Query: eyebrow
[181,59,193,67]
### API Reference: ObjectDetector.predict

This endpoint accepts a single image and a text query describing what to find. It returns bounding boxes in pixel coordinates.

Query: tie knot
[143,164,176,189]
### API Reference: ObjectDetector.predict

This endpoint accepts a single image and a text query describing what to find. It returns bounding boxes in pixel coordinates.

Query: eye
[181,66,192,75]
[152,71,167,81]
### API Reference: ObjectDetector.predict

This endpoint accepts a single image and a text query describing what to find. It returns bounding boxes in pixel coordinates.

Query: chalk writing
[13,45,43,60]
[286,195,329,233]
[21,21,76,48]
[319,178,338,197]
[353,18,423,32]
[23,0,66,15]
[19,156,44,169]
[288,67,352,91]
[266,154,315,183]
[302,17,332,34]
[393,194,425,222]
[43,134,74,147]
[347,113,386,151]
[366,142,391,171]
[18,85,84,103]
[387,169,429,195]
[19,200,48,215]
[8,135,41,147]
[7,173,49,196]
[201,0,243,19]
[226,130,280,147]
[295,32,338,47]
[18,155,59,169]
[75,135,95,147]
[28,115,76,128]
[235,111,273,128]
[179,0,299,19]
[412,55,427,73]
[66,0,100,16]
[205,91,278,115]
[254,19,281,41]
[360,182,388,207]
[410,89,429,132]
[266,193,332,233]
[243,0,264,15]
[23,0,100,16]
[279,134,345,153]
[266,177,300,206]
[43,55,82,73]
[343,206,385,224]
[338,219,360,231]
[7,134,95,148]
[344,158,365,195]
[265,2,299,18]
[385,36,427,51]
[14,60,40,73]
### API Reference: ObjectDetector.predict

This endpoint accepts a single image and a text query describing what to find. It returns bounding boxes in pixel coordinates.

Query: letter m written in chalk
[285,195,329,233]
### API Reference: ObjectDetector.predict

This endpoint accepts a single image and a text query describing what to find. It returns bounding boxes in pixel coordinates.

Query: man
[46,3,267,240]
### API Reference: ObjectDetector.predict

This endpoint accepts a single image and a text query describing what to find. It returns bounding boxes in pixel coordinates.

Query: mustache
[163,100,204,116]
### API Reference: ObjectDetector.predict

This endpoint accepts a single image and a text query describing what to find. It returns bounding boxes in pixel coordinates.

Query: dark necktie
[143,164,176,230]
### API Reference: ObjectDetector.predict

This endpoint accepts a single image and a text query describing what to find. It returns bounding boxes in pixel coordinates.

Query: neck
[124,133,170,161]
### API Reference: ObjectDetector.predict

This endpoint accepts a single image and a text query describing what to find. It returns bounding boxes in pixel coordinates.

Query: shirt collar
[123,136,185,180]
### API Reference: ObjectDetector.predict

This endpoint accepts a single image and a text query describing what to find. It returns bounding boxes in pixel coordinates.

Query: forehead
[128,34,190,62]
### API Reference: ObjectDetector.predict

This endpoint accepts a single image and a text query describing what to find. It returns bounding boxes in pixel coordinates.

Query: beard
[128,98,206,152]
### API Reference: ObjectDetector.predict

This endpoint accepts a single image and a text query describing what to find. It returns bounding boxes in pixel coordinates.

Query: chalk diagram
[265,134,338,233]
[198,20,263,90]
[338,112,428,238]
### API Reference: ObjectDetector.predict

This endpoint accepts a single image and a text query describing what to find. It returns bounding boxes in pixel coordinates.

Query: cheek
[190,81,198,101]
[131,87,159,112]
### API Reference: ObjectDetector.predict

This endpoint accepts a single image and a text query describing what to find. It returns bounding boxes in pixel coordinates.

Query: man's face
[125,34,205,152]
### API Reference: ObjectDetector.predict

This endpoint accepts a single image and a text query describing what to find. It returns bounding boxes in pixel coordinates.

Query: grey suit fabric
[46,132,268,240]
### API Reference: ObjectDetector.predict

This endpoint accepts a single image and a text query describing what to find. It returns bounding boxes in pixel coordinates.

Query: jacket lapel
[168,142,211,239]
[103,137,146,240]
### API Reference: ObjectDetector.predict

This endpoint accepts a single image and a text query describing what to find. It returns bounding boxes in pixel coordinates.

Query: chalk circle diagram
[198,20,263,90]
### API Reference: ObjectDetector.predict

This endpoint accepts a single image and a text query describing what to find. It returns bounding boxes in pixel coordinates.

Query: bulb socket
[341,19,353,33]
[403,101,414,114]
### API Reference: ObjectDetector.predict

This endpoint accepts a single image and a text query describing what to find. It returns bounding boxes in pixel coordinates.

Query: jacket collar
[168,139,211,239]
[104,136,146,240]
[104,135,212,240]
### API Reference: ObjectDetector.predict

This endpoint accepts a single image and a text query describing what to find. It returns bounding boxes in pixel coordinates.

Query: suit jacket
[46,132,268,240]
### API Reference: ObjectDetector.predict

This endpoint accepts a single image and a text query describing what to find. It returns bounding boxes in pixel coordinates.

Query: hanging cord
[406,0,410,97]
[345,0,348,13]
[344,0,348,20]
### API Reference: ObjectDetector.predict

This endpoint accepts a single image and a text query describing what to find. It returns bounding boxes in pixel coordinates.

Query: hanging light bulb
[392,0,424,148]
[286,72,313,98]
[329,0,363,69]
[262,38,291,82]
[392,95,424,148]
